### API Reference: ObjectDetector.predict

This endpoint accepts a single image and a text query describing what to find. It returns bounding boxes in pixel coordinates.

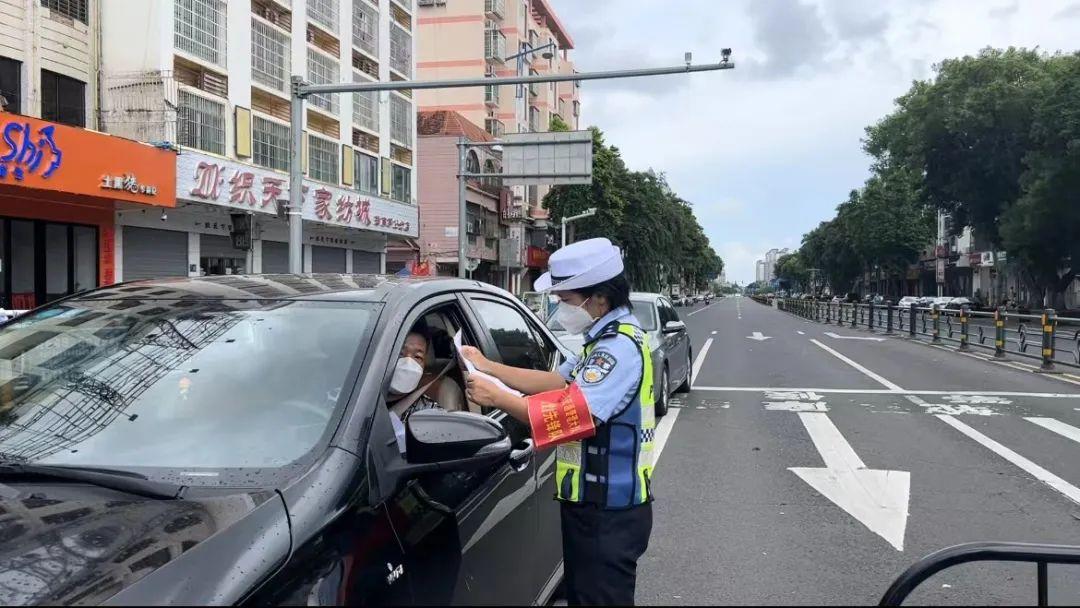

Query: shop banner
[526,384,596,450]
[177,151,418,238]
[0,111,176,206]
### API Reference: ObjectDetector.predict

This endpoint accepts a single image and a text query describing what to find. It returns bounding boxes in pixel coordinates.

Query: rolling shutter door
[262,241,289,273]
[122,226,187,280]
[352,250,381,273]
[201,234,241,258]
[312,246,346,272]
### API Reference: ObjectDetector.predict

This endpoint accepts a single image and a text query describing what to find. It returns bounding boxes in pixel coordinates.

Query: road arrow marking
[789,412,910,551]
[824,332,886,342]
[747,331,771,341]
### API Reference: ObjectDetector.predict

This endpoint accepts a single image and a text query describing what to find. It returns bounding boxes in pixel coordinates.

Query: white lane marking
[790,412,910,551]
[824,331,886,342]
[711,330,717,335]
[1026,417,1080,445]
[652,407,681,467]
[691,386,1080,398]
[691,338,713,387]
[687,303,716,317]
[937,414,1080,506]
[810,339,904,391]
[763,390,829,411]
[797,330,806,335]
[747,331,772,341]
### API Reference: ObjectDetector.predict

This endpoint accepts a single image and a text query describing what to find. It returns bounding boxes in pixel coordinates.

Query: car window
[0,298,376,486]
[631,299,659,331]
[661,300,680,324]
[471,298,554,371]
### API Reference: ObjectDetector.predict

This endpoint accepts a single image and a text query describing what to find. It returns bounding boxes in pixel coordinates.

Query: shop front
[0,112,175,309]
[115,151,418,280]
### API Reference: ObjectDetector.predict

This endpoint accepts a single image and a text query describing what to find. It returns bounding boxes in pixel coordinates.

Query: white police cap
[534,237,624,292]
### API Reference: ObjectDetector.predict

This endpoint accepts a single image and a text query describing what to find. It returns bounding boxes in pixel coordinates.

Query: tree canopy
[795,47,1080,305]
[543,127,723,292]
[863,47,1080,306]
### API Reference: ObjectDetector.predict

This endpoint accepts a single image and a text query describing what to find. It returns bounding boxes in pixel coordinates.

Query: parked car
[0,274,571,606]
[945,297,974,310]
[547,292,692,417]
[897,296,922,309]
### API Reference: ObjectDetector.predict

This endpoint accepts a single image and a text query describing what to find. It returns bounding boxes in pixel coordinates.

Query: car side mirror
[663,320,686,334]
[404,410,512,472]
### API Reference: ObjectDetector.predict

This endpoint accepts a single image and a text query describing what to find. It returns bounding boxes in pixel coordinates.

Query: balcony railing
[484,0,504,18]
[484,27,506,63]
[485,118,505,138]
[485,83,500,106]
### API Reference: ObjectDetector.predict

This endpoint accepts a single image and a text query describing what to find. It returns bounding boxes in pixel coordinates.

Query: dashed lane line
[690,386,1080,398]
[938,414,1080,507]
[691,338,713,388]
[1026,417,1080,446]
[652,407,681,469]
[809,339,904,391]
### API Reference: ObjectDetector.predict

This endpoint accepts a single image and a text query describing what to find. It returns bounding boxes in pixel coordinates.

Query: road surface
[638,296,1080,605]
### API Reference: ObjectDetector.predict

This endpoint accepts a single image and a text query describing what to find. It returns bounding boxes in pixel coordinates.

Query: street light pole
[288,76,305,273]
[561,208,597,247]
[457,138,469,279]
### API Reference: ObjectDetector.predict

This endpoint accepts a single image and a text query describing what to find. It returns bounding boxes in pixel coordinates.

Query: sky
[546,0,1080,285]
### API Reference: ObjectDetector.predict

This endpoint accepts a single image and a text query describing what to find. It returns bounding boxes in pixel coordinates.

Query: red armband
[526,383,597,449]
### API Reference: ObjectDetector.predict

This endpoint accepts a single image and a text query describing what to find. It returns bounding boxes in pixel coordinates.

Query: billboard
[501,130,593,186]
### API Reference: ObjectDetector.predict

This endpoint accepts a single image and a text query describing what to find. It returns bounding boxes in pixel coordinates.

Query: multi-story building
[418,110,514,286]
[98,0,420,279]
[755,260,766,284]
[416,0,578,292]
[0,0,180,311]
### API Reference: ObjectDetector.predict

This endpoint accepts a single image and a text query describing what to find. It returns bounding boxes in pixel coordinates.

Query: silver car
[546,292,692,417]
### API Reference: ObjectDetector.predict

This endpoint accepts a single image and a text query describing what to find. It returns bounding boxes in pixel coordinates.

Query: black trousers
[560,502,653,606]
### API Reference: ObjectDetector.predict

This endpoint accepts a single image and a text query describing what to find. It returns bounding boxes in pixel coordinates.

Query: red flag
[526,384,596,449]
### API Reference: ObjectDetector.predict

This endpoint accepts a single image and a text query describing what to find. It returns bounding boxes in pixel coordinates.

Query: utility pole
[285,52,735,272]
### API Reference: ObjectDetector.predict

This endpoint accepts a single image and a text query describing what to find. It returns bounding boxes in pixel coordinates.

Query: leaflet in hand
[453,330,523,397]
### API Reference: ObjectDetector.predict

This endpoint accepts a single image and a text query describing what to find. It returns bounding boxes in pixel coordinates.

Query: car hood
[0,489,286,606]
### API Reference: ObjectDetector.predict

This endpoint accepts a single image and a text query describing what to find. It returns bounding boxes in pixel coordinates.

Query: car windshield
[0,298,376,485]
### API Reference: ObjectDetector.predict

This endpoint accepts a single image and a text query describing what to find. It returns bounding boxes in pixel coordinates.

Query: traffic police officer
[464,237,655,606]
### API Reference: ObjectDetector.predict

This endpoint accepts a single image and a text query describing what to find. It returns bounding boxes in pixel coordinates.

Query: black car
[0,274,570,605]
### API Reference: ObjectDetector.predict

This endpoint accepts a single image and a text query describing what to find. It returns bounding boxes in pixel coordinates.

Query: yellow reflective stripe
[638,466,653,502]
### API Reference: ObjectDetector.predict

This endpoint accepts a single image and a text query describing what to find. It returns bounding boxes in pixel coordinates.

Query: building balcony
[484,0,505,19]
[485,118,505,138]
[485,83,500,107]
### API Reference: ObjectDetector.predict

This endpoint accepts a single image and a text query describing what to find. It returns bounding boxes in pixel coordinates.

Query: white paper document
[453,330,523,397]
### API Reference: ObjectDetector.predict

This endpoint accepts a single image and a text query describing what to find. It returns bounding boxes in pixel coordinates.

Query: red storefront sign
[527,246,550,268]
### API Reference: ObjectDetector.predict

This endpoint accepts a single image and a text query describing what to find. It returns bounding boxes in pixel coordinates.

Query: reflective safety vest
[555,322,656,509]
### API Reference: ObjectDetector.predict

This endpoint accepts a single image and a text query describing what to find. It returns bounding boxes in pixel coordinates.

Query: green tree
[549,114,571,132]
[774,252,810,291]
[800,219,860,295]
[999,53,1080,308]
[544,129,723,292]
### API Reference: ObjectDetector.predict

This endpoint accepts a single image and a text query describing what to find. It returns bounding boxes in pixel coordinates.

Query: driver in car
[387,329,444,422]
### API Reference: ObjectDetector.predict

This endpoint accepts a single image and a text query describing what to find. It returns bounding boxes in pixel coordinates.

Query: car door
[463,293,566,603]
[660,298,691,384]
[377,296,539,606]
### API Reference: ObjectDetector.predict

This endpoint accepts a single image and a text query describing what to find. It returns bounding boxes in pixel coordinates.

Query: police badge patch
[580,351,617,383]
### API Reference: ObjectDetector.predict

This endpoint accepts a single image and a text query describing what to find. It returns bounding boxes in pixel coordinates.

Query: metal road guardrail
[766,298,1080,371]
[879,542,1080,606]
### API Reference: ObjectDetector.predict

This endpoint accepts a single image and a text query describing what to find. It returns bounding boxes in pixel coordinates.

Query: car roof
[70,274,508,305]
[630,292,665,302]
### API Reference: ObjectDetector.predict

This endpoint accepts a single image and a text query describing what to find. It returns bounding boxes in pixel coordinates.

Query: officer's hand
[461,345,492,373]
[466,375,501,408]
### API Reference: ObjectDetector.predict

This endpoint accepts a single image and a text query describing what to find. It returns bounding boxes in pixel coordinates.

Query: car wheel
[655,366,670,418]
[675,349,692,393]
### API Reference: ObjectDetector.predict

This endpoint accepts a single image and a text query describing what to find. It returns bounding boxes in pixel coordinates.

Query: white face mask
[390,357,424,395]
[555,298,596,335]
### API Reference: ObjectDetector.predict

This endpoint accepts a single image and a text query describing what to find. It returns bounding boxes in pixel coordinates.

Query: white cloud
[548,0,1078,286]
